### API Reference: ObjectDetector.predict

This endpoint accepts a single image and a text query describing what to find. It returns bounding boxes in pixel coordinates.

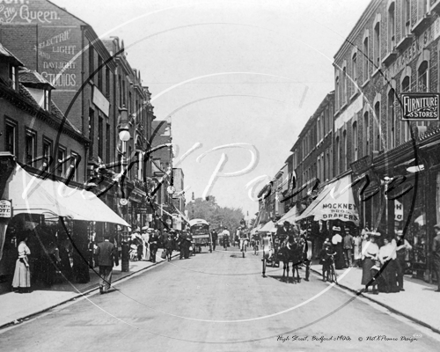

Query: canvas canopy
[258,220,276,233]
[8,164,129,226]
[277,205,299,225]
[296,174,359,225]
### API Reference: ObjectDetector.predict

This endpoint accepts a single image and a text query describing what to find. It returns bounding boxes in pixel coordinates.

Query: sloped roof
[19,68,55,89]
[0,42,23,67]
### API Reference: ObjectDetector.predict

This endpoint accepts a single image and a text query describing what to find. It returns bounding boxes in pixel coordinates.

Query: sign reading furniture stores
[401,93,440,121]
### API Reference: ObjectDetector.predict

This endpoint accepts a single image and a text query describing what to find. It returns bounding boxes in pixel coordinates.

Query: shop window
[25,129,37,167]
[4,120,17,156]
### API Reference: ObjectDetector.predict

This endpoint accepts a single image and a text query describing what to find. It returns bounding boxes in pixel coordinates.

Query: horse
[276,240,303,283]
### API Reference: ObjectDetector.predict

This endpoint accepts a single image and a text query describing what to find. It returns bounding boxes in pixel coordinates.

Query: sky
[52,0,371,219]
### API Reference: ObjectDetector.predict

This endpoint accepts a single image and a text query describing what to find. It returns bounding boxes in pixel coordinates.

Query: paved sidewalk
[310,263,440,334]
[0,253,179,330]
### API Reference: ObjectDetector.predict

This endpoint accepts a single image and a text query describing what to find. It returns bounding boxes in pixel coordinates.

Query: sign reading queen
[401,93,440,121]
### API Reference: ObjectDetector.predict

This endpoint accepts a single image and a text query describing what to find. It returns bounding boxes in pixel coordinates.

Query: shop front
[0,162,129,287]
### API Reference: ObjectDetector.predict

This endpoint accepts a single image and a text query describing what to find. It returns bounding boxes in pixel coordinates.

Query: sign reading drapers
[297,174,359,225]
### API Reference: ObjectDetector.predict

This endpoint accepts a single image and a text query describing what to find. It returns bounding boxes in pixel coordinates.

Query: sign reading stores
[401,93,440,121]
[0,200,12,218]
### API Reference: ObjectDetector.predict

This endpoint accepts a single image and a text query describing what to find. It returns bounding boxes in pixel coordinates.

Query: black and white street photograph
[1,0,440,351]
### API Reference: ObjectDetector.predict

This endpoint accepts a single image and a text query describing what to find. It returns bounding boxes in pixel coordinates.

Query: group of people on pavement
[360,227,413,295]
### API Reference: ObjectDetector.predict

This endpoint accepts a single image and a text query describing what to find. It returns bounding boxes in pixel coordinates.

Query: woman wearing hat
[12,232,32,293]
[395,230,412,291]
[361,234,379,293]
[331,227,345,270]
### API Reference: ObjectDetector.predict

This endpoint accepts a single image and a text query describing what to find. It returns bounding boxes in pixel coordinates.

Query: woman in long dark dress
[361,235,379,293]
[331,227,345,269]
[378,237,399,293]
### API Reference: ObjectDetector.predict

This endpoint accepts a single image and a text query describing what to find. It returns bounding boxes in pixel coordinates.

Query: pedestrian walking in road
[432,224,440,292]
[361,234,379,293]
[211,229,218,251]
[94,234,119,294]
[395,230,412,291]
[12,232,31,293]
[343,227,354,267]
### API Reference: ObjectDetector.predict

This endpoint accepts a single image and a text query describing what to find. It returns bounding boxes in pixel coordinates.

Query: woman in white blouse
[12,233,31,293]
[361,235,379,292]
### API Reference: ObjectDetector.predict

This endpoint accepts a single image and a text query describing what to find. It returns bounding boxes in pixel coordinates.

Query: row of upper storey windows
[335,0,435,112]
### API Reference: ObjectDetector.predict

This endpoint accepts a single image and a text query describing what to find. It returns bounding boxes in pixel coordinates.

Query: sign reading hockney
[401,93,440,121]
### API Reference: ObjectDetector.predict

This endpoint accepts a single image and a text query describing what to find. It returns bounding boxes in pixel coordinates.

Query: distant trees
[186,197,245,231]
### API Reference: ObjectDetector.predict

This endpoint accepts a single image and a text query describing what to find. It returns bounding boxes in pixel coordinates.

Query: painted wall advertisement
[0,0,82,91]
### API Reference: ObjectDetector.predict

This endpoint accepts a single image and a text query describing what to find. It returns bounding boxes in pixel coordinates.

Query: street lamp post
[118,106,131,272]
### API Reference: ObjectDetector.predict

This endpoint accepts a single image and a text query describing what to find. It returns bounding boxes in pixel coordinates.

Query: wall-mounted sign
[401,93,440,121]
[0,200,12,218]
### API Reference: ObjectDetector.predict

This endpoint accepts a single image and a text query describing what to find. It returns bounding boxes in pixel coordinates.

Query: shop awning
[277,205,299,225]
[258,220,276,233]
[8,164,129,226]
[296,174,359,225]
[250,224,262,235]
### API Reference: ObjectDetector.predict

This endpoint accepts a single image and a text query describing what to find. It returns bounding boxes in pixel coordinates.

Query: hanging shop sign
[401,93,440,121]
[395,200,403,221]
[0,200,12,218]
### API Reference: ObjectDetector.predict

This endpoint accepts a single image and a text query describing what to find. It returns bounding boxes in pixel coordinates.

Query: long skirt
[12,259,31,288]
[378,259,399,293]
[361,257,374,285]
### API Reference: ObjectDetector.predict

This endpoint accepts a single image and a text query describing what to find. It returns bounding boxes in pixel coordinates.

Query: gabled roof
[19,68,55,89]
[0,42,23,67]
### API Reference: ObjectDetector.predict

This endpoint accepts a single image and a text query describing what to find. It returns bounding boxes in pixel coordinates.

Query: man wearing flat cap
[432,223,440,292]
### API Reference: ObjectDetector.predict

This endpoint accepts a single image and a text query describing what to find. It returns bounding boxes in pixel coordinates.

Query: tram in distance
[188,219,212,253]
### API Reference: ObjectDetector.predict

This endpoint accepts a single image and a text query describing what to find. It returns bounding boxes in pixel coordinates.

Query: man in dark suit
[95,234,119,294]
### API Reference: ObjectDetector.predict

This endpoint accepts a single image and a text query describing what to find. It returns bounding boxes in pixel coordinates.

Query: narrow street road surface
[1,248,439,352]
